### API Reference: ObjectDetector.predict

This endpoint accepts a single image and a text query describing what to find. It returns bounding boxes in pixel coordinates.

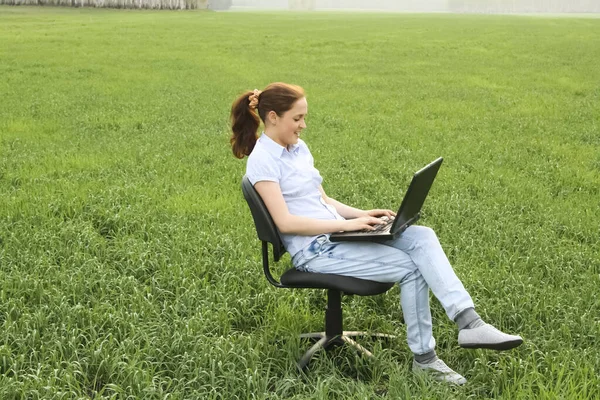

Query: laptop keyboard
[360,219,393,233]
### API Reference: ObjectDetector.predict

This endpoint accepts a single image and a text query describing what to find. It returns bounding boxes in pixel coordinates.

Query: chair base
[297,331,396,371]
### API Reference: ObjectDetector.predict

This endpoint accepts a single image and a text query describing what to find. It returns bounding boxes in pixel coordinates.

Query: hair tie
[248,89,261,110]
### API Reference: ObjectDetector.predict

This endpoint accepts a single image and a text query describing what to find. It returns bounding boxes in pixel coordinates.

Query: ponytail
[230,91,260,159]
[230,83,305,159]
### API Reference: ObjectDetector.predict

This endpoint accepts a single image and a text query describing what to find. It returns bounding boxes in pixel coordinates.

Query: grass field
[1,5,599,399]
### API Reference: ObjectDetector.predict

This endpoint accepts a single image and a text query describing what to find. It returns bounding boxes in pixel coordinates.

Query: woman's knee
[409,225,437,241]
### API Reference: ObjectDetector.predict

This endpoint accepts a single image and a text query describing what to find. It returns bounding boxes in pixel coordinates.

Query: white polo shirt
[246,133,344,257]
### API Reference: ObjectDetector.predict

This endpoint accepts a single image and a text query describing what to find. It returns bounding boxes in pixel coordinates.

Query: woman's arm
[318,186,366,219]
[254,181,384,235]
[319,185,396,220]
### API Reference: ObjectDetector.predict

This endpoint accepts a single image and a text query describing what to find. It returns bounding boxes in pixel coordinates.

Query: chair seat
[280,268,394,296]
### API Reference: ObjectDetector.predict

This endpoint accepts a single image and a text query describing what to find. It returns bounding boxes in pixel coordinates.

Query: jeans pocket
[293,235,328,271]
[292,248,315,271]
[294,254,308,272]
[293,250,318,272]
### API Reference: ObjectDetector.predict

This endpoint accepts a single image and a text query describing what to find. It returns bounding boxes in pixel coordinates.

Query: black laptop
[330,157,443,242]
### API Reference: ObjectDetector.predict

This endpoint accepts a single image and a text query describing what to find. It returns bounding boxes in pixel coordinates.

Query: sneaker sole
[459,338,523,351]
[412,369,467,386]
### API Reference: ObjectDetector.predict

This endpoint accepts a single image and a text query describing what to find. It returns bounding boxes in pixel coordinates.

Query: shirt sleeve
[246,150,281,185]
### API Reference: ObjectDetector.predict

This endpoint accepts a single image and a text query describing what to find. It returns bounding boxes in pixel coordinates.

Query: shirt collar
[259,133,300,158]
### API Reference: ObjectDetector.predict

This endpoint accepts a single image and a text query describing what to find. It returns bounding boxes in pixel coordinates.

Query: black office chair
[242,176,396,371]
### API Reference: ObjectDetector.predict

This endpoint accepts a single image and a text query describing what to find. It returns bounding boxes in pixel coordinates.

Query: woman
[230,82,523,385]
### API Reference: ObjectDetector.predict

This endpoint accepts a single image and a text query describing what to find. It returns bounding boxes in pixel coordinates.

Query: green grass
[1,5,599,399]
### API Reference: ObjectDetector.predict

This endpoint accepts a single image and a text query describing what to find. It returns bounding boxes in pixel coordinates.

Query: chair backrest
[241,175,287,262]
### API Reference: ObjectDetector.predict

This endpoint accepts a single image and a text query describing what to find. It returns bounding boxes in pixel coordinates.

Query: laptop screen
[390,157,443,233]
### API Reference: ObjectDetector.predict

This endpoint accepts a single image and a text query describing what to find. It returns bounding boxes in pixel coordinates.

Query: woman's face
[270,97,308,148]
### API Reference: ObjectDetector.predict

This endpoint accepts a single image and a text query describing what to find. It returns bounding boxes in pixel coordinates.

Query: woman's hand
[343,216,387,232]
[364,209,396,219]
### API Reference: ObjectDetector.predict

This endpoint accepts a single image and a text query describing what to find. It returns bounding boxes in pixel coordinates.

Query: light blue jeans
[291,225,475,355]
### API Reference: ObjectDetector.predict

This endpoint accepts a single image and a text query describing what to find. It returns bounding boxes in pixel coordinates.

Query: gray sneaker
[458,324,523,350]
[412,359,467,385]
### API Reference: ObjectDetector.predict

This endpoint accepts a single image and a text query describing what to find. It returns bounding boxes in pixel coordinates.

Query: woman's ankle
[414,349,438,364]
[455,307,485,330]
